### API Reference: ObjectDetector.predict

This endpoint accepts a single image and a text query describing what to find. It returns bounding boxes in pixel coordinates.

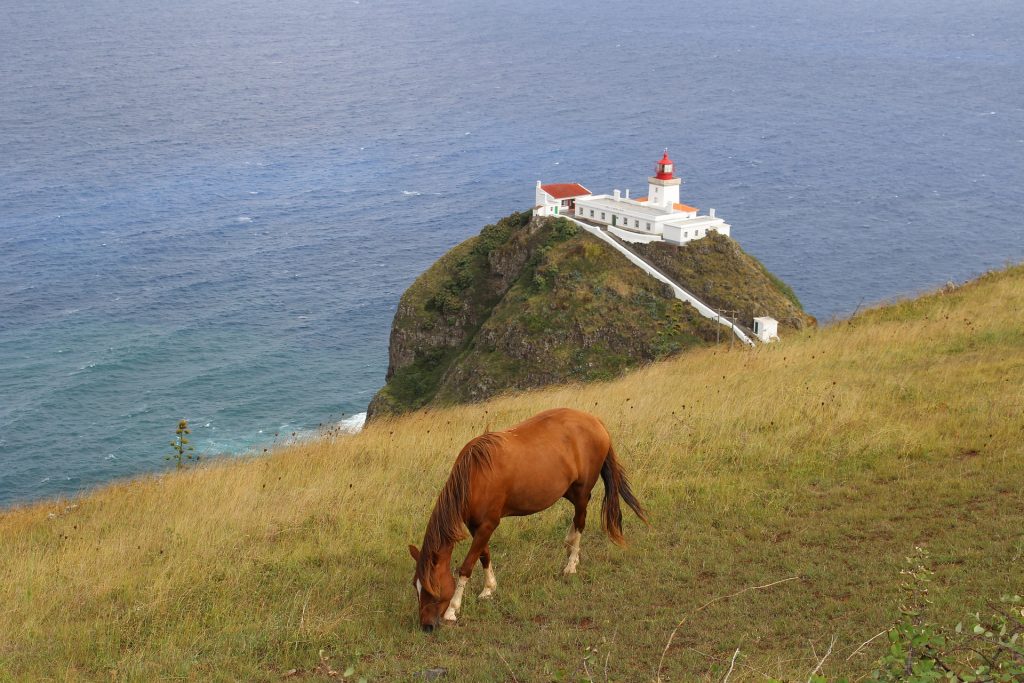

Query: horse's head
[408,544,455,632]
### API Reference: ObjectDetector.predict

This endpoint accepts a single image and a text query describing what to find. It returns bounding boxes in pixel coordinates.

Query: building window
[635,219,640,228]
[601,212,605,220]
[646,222,651,230]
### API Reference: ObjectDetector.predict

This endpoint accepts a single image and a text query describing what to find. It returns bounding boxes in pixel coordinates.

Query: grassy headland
[1,266,1022,681]
[369,213,811,418]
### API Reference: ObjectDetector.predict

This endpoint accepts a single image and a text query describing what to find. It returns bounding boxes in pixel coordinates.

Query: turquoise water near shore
[2,0,1023,507]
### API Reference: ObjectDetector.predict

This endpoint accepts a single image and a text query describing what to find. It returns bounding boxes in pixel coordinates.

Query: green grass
[1,265,1022,681]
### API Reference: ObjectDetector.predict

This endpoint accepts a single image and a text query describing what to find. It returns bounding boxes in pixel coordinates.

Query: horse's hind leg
[478,544,497,599]
[563,487,590,575]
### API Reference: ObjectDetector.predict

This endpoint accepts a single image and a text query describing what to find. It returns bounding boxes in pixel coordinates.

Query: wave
[337,412,366,433]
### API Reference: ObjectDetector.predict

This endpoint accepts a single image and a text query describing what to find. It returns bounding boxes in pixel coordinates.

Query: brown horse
[408,408,647,631]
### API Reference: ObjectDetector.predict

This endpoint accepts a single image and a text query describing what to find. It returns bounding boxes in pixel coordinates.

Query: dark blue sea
[2,0,1022,508]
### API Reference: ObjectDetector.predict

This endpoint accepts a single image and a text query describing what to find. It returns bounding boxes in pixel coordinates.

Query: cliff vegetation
[369,212,814,418]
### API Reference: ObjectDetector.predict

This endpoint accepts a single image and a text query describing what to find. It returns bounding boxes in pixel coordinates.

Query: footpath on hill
[565,215,755,344]
[369,212,812,418]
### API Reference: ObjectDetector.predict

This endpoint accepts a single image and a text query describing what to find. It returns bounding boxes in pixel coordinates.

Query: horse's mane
[417,432,501,593]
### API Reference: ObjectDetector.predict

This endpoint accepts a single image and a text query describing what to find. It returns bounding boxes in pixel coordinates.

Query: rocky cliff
[367,212,814,418]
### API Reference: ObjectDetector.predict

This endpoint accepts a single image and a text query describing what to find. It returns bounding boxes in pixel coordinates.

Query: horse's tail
[600,444,648,546]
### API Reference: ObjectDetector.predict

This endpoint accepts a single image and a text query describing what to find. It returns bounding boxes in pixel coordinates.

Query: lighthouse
[535,150,729,246]
[646,151,682,209]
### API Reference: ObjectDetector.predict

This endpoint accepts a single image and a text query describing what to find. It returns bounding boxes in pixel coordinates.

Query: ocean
[1,0,1022,508]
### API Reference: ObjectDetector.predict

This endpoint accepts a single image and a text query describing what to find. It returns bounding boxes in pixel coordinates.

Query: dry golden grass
[2,266,1023,682]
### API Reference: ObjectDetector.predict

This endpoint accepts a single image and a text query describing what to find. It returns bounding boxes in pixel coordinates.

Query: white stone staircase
[564,216,756,346]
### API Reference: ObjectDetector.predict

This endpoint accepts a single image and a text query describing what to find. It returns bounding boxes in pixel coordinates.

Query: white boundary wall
[608,226,662,244]
[565,216,755,346]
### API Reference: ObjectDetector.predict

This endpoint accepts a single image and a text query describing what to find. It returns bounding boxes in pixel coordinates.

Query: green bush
[868,548,1024,683]
[426,290,463,317]
[548,217,578,242]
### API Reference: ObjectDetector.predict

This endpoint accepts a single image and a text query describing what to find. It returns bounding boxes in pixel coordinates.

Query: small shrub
[166,419,197,469]
[547,217,578,242]
[869,547,1024,682]
[448,254,476,292]
[427,291,463,317]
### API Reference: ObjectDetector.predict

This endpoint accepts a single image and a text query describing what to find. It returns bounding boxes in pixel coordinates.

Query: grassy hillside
[633,233,815,332]
[369,212,810,417]
[2,266,1023,681]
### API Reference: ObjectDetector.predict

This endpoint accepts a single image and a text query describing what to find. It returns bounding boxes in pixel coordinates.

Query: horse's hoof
[443,608,458,623]
[478,589,494,600]
[562,565,578,575]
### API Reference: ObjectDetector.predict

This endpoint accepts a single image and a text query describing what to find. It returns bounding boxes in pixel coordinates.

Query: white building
[534,182,591,217]
[534,152,730,246]
[753,316,779,343]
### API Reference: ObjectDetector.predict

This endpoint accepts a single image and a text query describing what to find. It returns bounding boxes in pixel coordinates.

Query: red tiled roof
[634,197,648,202]
[674,202,698,212]
[541,183,590,199]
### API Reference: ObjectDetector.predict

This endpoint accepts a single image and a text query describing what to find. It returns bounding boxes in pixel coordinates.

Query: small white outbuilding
[753,316,779,343]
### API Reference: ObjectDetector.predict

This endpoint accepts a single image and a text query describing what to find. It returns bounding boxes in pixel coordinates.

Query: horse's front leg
[444,522,497,622]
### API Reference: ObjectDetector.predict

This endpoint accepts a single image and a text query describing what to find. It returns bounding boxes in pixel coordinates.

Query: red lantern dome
[655,151,675,180]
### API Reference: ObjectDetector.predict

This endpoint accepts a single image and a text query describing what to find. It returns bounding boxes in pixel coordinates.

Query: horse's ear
[408,544,420,561]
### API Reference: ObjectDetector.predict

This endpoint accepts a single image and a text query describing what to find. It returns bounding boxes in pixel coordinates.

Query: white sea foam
[337,412,366,433]
[402,190,421,196]
[237,216,253,223]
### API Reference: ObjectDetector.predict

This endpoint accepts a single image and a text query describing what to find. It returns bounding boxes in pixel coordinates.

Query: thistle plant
[167,419,197,469]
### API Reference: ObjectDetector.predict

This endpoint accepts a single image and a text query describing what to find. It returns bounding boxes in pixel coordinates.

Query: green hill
[368,212,814,418]
[2,263,1022,681]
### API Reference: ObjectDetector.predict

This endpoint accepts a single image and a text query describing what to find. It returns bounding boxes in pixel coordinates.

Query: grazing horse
[408,407,647,632]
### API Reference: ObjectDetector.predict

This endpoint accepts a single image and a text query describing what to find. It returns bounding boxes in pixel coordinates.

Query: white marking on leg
[478,564,497,599]
[443,575,469,622]
[563,526,582,575]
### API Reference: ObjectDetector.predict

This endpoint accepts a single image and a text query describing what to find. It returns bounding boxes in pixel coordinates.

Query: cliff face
[367,213,814,418]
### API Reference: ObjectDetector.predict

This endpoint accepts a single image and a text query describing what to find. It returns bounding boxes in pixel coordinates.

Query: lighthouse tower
[647,151,682,209]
